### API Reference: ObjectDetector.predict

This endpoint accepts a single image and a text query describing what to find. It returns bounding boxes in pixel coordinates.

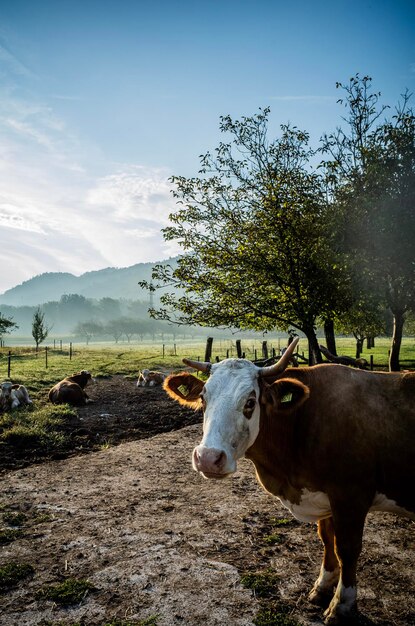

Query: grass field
[0,336,414,465]
[1,335,415,389]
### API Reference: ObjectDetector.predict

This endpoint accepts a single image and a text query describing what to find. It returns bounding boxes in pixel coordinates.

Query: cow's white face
[1,382,13,399]
[192,359,261,478]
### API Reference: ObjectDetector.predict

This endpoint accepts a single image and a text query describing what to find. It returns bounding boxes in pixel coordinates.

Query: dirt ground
[0,376,414,626]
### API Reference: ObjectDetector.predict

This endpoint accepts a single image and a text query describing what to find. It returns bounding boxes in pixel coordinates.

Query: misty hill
[0,260,176,306]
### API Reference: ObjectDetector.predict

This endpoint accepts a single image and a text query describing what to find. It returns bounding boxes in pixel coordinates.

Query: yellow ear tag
[178,384,189,397]
[281,392,293,403]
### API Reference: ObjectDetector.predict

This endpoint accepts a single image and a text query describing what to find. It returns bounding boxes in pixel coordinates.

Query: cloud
[86,166,174,224]
[0,42,33,78]
[0,206,46,234]
[0,44,176,294]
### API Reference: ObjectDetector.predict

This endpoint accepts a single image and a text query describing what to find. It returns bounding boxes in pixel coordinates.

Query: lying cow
[136,369,165,387]
[49,370,94,406]
[0,381,32,411]
[163,338,415,624]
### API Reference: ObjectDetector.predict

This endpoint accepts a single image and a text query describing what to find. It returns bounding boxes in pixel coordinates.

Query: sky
[0,0,414,295]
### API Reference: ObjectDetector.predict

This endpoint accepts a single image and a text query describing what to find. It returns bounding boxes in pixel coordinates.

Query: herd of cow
[1,339,414,625]
[0,367,166,412]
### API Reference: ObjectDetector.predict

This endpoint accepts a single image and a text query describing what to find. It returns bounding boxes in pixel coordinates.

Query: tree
[322,75,415,370]
[144,109,347,364]
[336,299,386,359]
[31,307,50,350]
[0,312,18,341]
[104,320,124,343]
[73,321,104,345]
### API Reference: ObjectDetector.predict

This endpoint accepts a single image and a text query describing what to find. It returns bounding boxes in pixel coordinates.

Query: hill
[0,260,175,306]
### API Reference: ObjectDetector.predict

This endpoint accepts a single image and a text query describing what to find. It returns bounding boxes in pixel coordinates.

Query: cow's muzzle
[192,445,234,479]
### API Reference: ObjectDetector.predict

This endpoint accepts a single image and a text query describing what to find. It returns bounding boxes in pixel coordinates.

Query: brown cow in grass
[49,370,94,406]
[164,338,415,624]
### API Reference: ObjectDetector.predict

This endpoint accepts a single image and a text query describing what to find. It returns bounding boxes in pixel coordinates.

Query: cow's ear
[261,377,310,413]
[163,373,204,409]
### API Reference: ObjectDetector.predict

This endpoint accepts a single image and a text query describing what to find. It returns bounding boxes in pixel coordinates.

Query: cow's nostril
[214,451,225,467]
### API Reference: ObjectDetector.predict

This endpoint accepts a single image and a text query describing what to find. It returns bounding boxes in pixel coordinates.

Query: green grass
[36,577,96,605]
[268,517,296,527]
[253,606,301,626]
[0,404,74,455]
[240,570,280,598]
[2,511,27,526]
[0,528,23,544]
[103,618,159,626]
[263,533,285,545]
[0,562,34,591]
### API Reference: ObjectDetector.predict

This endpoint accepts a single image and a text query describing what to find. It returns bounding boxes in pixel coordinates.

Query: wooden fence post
[45,346,48,368]
[236,340,242,358]
[60,340,63,352]
[204,337,213,362]
[162,344,165,358]
[7,351,11,378]
[262,341,268,359]
[69,343,73,360]
[370,354,374,371]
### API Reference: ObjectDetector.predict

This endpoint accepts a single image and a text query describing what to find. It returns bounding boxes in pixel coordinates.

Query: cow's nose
[192,446,227,475]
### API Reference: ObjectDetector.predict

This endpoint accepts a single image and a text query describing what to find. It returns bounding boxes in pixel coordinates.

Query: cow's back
[49,381,85,406]
[271,365,415,514]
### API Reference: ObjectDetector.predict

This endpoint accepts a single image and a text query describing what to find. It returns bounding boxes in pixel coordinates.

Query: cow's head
[0,381,14,400]
[164,338,309,479]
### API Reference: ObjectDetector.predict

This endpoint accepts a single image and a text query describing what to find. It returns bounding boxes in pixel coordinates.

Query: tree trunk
[355,338,364,359]
[304,327,322,365]
[389,310,405,372]
[323,319,337,356]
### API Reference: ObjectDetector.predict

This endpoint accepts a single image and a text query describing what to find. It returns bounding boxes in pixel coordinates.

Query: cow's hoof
[308,587,333,608]
[324,602,358,624]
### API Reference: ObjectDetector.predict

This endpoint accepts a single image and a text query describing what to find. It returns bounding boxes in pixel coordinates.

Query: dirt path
[0,378,414,625]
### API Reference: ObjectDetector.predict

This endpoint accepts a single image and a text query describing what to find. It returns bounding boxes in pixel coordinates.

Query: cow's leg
[323,506,366,624]
[83,391,94,405]
[309,517,339,606]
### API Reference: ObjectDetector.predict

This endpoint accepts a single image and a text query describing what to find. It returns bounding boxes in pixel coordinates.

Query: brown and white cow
[49,370,94,406]
[163,338,415,624]
[0,381,32,411]
[137,369,165,387]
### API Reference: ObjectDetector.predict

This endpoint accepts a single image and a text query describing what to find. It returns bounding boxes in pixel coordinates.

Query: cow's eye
[244,398,256,412]
[243,397,256,419]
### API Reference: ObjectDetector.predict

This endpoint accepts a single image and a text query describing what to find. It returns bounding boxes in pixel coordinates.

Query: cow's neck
[245,409,302,504]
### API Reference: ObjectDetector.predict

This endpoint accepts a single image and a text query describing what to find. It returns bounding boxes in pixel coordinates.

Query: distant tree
[31,306,50,350]
[99,298,122,321]
[104,320,124,343]
[0,312,18,341]
[73,320,104,345]
[117,317,142,343]
[336,299,386,358]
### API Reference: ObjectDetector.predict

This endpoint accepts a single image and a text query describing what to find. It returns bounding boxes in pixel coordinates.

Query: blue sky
[0,0,413,294]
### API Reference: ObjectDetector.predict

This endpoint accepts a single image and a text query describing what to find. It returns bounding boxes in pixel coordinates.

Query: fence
[0,343,74,378]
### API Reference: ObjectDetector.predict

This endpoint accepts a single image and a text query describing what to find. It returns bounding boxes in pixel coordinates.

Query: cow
[48,370,94,406]
[0,381,32,411]
[137,369,165,387]
[163,338,415,624]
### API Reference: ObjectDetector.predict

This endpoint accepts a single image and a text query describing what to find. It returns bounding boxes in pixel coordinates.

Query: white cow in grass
[137,369,165,387]
[0,381,32,411]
